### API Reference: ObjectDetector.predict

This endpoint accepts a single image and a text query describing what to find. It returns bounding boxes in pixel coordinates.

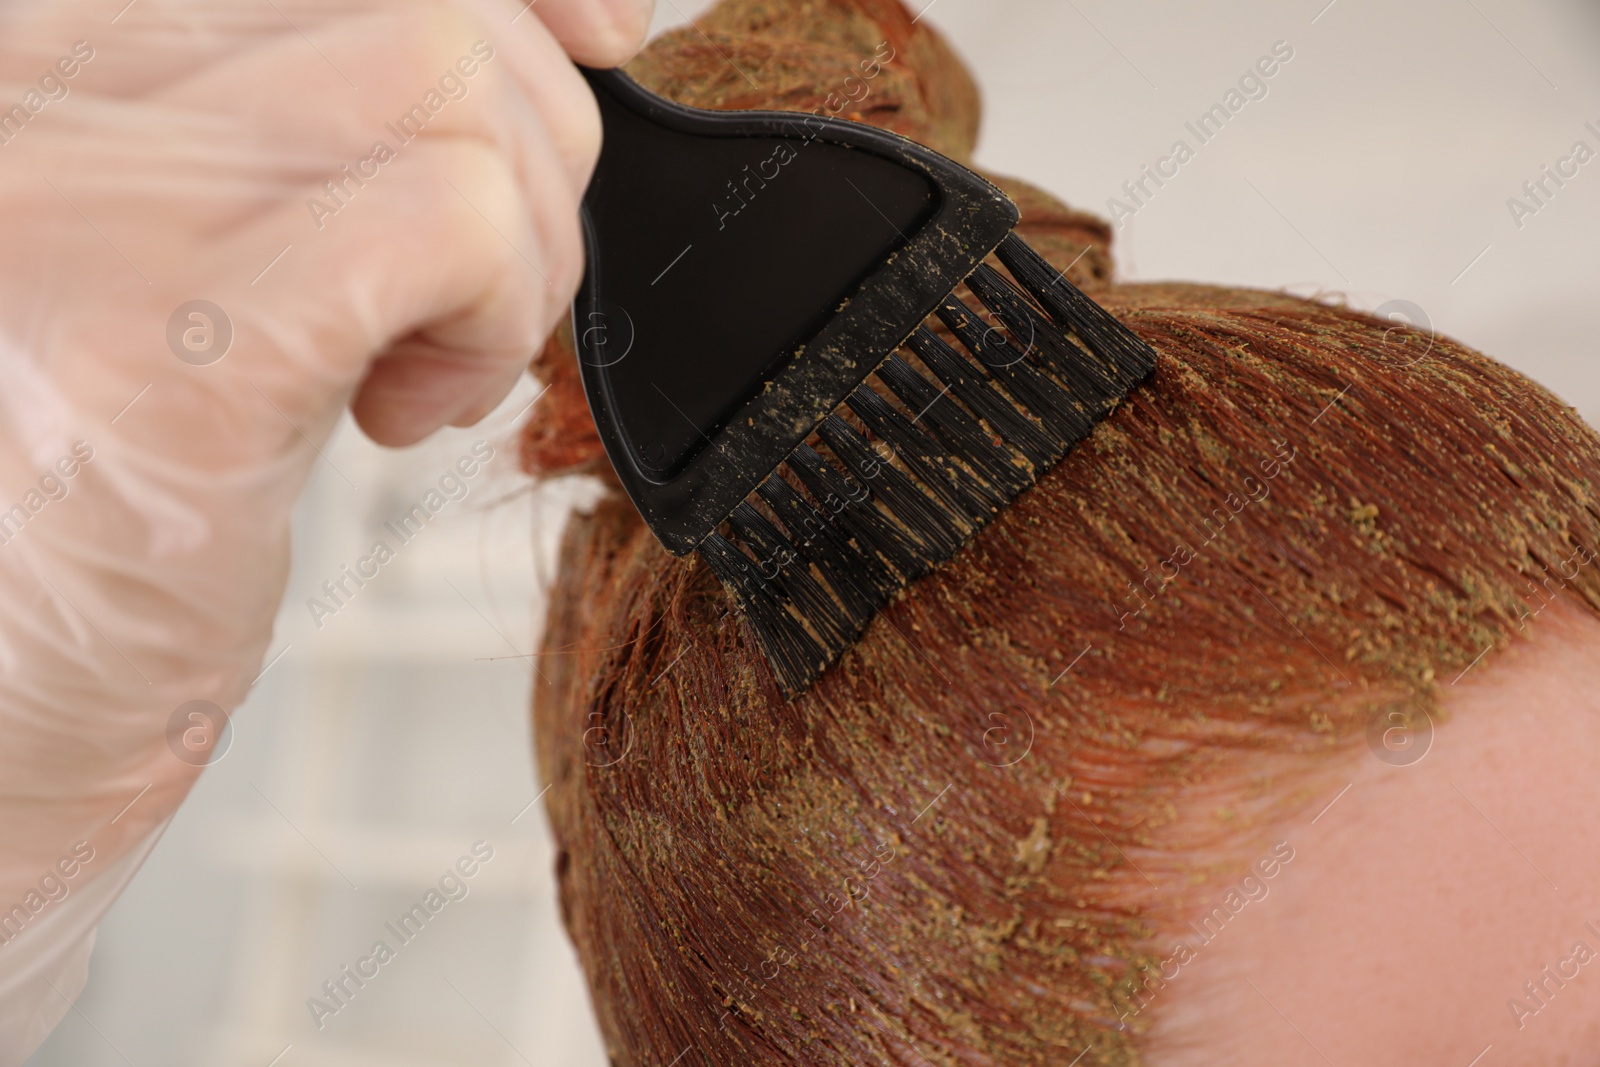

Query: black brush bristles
[964,264,1120,407]
[697,531,828,688]
[844,384,1000,518]
[784,443,929,582]
[874,354,1031,501]
[936,294,1096,448]
[905,327,1061,470]
[994,232,1158,386]
[755,473,896,617]
[695,235,1158,697]
[725,501,855,651]
[816,413,968,558]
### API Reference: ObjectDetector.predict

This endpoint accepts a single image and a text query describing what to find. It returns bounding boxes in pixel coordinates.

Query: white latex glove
[0,0,650,1055]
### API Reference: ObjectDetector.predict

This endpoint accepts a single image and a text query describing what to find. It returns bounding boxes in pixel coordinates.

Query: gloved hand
[0,0,650,1047]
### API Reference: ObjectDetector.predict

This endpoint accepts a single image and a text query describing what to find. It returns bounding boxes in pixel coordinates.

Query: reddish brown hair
[526,4,1600,1064]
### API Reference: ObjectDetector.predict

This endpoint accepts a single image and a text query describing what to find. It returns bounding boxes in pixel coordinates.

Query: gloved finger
[148,3,601,220]
[447,354,535,428]
[242,129,581,447]
[340,2,605,199]
[518,0,656,68]
[3,0,640,119]
[353,334,535,443]
[347,220,559,449]
[15,2,588,448]
[454,0,607,192]
[104,5,589,450]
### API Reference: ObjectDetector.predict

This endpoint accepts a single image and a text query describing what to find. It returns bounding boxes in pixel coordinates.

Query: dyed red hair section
[524,3,1600,1064]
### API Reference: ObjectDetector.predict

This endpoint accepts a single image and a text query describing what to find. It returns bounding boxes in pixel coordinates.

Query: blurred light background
[27,0,1598,1063]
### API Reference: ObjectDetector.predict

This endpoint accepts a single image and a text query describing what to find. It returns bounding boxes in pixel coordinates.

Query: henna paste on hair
[522,3,1600,1063]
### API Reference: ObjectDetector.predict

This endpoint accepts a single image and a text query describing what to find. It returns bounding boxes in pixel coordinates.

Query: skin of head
[1141,599,1600,1067]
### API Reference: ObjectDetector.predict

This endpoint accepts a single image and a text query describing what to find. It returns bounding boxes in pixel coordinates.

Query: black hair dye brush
[572,67,1157,697]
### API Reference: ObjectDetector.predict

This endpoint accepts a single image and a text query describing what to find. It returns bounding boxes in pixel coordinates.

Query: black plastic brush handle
[571,66,1019,556]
